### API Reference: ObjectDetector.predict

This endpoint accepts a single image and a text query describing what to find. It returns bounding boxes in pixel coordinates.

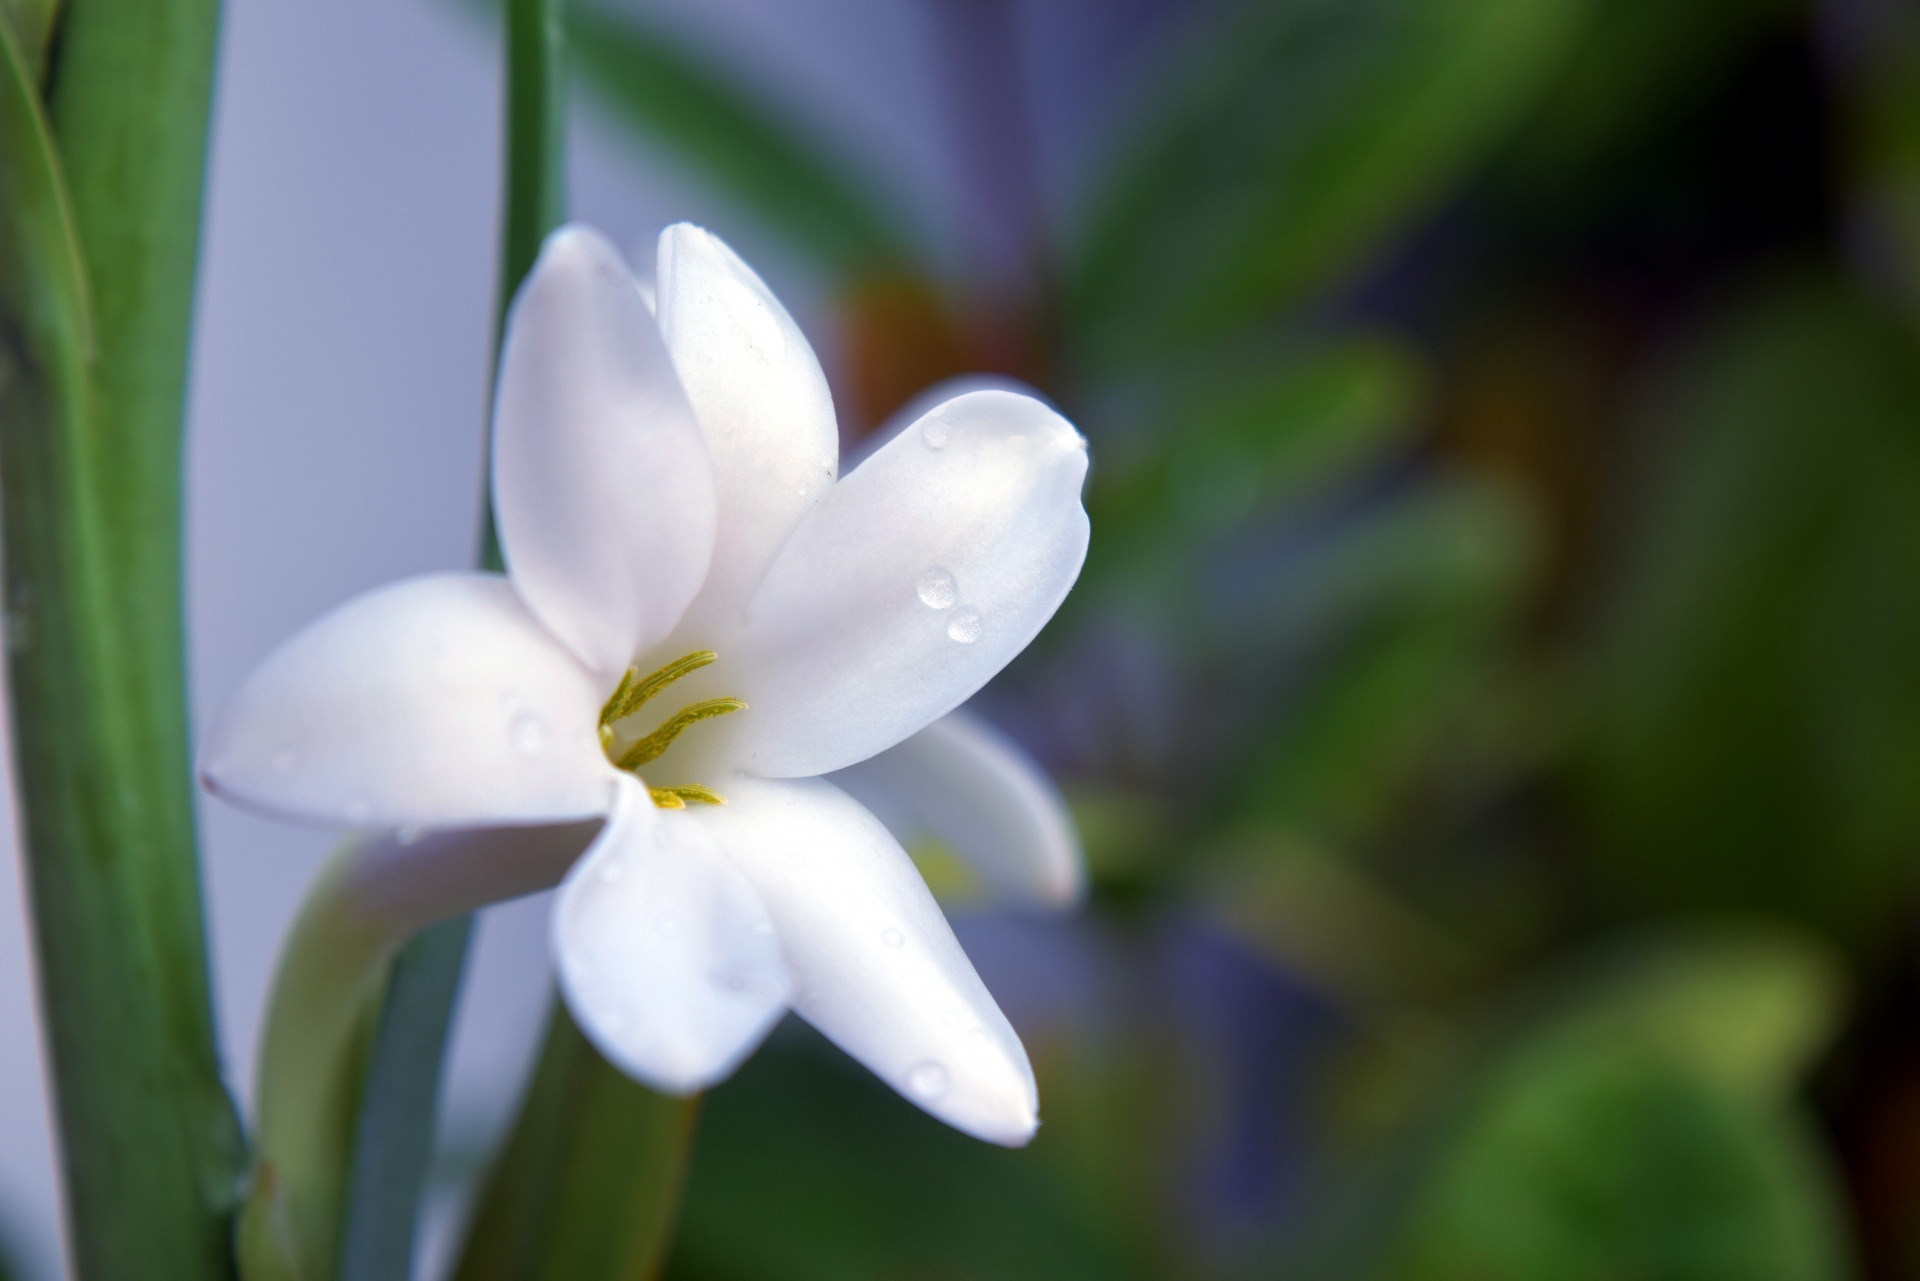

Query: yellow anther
[649,784,725,808]
[615,697,746,772]
[600,650,717,728]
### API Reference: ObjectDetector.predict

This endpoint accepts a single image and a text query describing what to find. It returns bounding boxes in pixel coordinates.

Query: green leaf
[1512,926,1841,1108]
[567,1,913,275]
[453,1003,698,1281]
[1320,928,1852,1281]
[1070,0,1588,367]
[1389,1049,1850,1281]
[0,6,244,1278]
[0,0,56,75]
[1583,275,1920,944]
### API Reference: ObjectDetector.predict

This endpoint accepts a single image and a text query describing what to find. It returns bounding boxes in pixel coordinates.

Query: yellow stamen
[649,784,726,808]
[599,650,717,727]
[615,698,746,772]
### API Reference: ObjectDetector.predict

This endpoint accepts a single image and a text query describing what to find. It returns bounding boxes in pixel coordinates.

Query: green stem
[450,1006,700,1281]
[333,916,475,1281]
[320,0,572,1272]
[0,2,244,1277]
[250,2,573,1274]
[236,844,401,1281]
[482,0,567,568]
[239,826,596,1281]
[448,3,701,1273]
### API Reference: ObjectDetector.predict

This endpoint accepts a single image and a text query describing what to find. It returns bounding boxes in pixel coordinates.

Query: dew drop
[945,607,984,644]
[966,1027,990,1046]
[511,711,549,754]
[916,568,958,610]
[599,860,624,884]
[922,417,952,449]
[395,826,423,846]
[906,1060,950,1100]
[881,928,905,949]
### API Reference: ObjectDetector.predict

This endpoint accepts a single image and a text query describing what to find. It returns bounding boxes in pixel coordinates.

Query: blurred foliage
[1068,0,1589,367]
[1371,929,1852,1281]
[667,1026,1127,1281]
[448,0,1920,1275]
[1584,277,1920,947]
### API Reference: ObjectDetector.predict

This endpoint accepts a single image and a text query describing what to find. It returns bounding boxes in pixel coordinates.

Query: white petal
[553,776,790,1093]
[696,777,1039,1145]
[655,224,838,624]
[340,821,602,935]
[732,390,1089,778]
[495,225,717,676]
[829,709,1084,908]
[201,573,613,828]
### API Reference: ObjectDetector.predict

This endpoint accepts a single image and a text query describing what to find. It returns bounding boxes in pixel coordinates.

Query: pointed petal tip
[983,1108,1040,1149]
[913,1055,1041,1147]
[539,222,623,270]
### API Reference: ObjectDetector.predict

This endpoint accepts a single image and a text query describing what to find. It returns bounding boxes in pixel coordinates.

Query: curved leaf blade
[1070,0,1587,365]
[569,1,914,274]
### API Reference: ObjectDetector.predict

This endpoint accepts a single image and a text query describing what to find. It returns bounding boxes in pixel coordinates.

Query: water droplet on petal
[395,826,423,846]
[967,1027,990,1046]
[916,569,957,610]
[599,860,624,884]
[511,711,548,754]
[881,928,905,949]
[946,607,984,644]
[907,1061,950,1100]
[922,417,951,449]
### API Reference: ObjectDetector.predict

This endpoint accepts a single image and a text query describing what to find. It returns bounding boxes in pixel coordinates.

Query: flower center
[597,649,744,808]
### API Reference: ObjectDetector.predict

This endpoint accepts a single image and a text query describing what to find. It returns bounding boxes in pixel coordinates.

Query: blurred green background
[480,0,1920,1275]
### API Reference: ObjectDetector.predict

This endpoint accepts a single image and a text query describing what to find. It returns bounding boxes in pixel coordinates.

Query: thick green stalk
[0,2,244,1278]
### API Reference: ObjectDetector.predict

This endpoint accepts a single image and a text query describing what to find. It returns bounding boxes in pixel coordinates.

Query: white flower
[202,224,1089,1145]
